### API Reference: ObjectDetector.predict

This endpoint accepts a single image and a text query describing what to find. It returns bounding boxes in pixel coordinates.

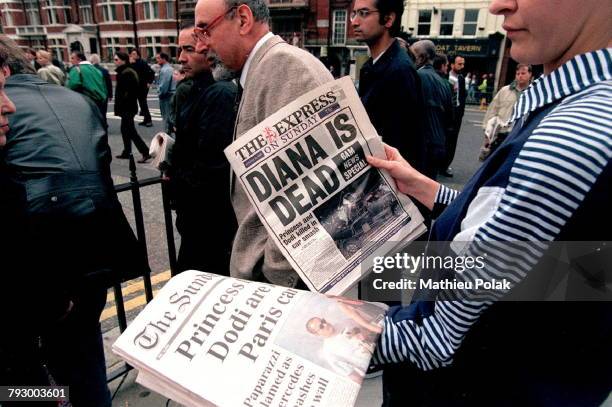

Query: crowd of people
[0,0,610,406]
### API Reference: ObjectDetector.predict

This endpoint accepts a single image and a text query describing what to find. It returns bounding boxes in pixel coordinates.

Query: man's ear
[2,66,10,78]
[237,4,254,34]
[384,11,396,29]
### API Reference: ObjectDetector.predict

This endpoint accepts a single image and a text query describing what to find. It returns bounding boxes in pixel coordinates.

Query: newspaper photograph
[113,270,387,407]
[225,76,426,295]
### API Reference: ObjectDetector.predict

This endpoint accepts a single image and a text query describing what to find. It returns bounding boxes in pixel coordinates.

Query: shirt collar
[79,61,93,66]
[372,40,394,65]
[240,31,274,88]
[510,48,612,123]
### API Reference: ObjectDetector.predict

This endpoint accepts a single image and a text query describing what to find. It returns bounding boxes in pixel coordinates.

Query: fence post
[161,180,178,276]
[129,155,153,303]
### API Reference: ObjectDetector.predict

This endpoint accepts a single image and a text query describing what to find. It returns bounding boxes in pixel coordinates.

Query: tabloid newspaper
[225,76,426,295]
[113,270,387,407]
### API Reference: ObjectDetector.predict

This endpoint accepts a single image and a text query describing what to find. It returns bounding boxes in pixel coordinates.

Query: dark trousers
[120,114,149,156]
[176,211,232,276]
[44,286,111,407]
[0,287,111,407]
[443,110,464,169]
[137,87,152,123]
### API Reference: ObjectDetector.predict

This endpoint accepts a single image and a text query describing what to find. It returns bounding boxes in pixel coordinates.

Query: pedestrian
[155,52,176,134]
[165,26,238,275]
[1,36,149,407]
[89,53,113,125]
[443,55,466,177]
[411,40,454,181]
[477,73,488,109]
[352,0,427,176]
[114,51,151,162]
[194,0,333,287]
[367,0,611,405]
[432,52,449,77]
[66,51,107,116]
[480,63,533,160]
[36,50,65,85]
[129,48,155,127]
[466,71,477,103]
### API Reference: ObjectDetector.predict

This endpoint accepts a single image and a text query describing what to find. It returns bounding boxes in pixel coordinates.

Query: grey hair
[0,35,36,75]
[225,0,270,24]
[89,53,101,64]
[411,40,436,64]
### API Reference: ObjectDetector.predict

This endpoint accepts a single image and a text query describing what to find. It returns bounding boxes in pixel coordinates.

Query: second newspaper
[225,76,426,295]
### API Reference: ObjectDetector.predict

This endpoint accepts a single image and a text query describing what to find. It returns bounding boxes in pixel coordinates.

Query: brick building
[1,0,179,61]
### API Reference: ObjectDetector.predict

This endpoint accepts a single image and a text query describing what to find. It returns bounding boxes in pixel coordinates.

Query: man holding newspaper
[194,0,334,288]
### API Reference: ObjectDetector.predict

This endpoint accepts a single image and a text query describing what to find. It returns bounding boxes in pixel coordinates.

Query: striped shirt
[373,48,612,370]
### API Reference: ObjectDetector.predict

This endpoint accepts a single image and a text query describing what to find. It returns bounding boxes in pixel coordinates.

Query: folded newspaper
[225,76,426,295]
[113,270,387,407]
[149,132,175,171]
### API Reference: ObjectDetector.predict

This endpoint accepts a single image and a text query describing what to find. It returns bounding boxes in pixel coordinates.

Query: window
[24,0,41,25]
[80,0,93,23]
[2,5,14,26]
[166,1,174,19]
[102,4,117,21]
[439,10,454,36]
[63,0,72,23]
[143,1,158,20]
[145,36,162,58]
[106,37,122,56]
[46,0,59,24]
[168,35,177,58]
[49,39,64,61]
[417,10,431,36]
[463,9,479,36]
[331,9,347,46]
[123,4,131,20]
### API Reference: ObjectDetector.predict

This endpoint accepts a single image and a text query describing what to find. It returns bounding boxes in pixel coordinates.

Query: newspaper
[225,76,426,295]
[149,132,175,171]
[113,270,387,407]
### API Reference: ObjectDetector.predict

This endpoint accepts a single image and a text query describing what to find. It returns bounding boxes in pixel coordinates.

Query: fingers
[366,155,395,171]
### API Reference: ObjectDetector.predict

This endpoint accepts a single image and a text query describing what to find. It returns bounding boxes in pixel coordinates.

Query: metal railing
[106,154,178,382]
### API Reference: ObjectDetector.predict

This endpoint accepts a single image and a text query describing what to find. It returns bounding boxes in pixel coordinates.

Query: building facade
[1,0,179,61]
[403,0,507,89]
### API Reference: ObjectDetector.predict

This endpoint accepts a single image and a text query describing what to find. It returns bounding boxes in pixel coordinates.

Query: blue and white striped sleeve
[432,184,459,218]
[372,83,612,371]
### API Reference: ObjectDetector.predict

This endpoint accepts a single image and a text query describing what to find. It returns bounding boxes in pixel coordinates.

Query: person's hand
[366,144,421,196]
[366,143,439,210]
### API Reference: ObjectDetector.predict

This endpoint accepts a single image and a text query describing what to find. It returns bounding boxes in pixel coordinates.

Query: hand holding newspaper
[225,76,426,295]
[113,270,387,407]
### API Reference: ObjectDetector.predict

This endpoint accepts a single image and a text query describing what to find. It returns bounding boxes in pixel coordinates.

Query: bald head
[412,40,436,68]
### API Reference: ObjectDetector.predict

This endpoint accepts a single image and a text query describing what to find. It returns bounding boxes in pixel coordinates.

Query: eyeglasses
[193,6,238,42]
[350,8,379,20]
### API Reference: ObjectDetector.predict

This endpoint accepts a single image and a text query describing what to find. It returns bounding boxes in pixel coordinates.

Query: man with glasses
[352,0,427,176]
[193,0,333,288]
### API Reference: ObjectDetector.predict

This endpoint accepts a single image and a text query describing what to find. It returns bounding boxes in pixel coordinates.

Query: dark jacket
[418,64,454,169]
[4,74,149,290]
[131,58,155,90]
[95,63,113,100]
[169,73,237,213]
[359,40,427,173]
[114,64,139,116]
[168,72,238,272]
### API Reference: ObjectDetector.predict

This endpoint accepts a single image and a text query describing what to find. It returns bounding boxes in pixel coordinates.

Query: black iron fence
[106,155,178,382]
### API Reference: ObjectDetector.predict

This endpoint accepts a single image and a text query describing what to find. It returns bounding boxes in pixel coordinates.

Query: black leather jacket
[4,74,149,289]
